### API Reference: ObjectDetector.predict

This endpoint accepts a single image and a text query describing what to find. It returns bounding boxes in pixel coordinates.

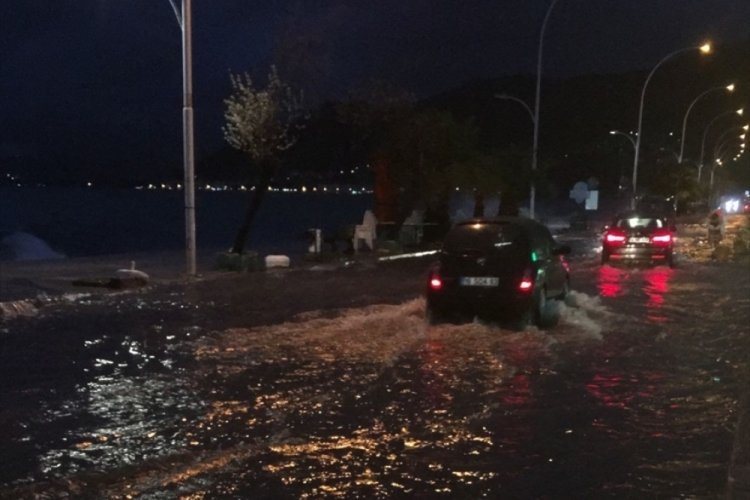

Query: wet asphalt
[1,229,749,498]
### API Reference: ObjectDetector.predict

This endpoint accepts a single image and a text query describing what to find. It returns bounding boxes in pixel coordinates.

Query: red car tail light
[651,232,672,245]
[429,274,443,291]
[604,230,627,245]
[518,269,534,293]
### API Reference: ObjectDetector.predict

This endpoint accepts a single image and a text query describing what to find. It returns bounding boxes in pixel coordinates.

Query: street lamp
[495,0,560,219]
[677,82,735,163]
[699,107,744,181]
[714,135,744,162]
[609,129,637,149]
[712,125,749,155]
[494,94,534,122]
[609,130,637,193]
[631,41,711,208]
[168,0,197,276]
[710,132,745,193]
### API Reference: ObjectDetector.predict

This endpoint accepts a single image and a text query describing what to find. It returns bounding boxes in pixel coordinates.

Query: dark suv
[425,217,571,328]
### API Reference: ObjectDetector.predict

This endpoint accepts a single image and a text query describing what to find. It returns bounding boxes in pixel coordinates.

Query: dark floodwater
[1,249,749,497]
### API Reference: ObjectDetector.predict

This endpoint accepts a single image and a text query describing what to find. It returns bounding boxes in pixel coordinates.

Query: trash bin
[308,228,322,254]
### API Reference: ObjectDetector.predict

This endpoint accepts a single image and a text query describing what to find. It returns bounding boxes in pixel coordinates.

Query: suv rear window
[614,217,664,229]
[443,222,526,253]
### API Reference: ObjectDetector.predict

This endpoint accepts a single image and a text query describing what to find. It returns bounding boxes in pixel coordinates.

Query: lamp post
[714,136,743,163]
[699,107,744,182]
[609,129,637,149]
[710,136,745,194]
[678,83,735,164]
[631,42,711,208]
[168,0,197,276]
[609,130,636,194]
[494,0,560,219]
[527,0,561,220]
[494,94,535,122]
[711,124,749,159]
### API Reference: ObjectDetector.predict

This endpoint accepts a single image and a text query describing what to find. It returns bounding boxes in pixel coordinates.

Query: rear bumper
[426,286,533,318]
[605,245,671,262]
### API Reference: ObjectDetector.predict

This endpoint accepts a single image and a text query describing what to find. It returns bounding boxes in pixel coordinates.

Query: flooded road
[1,242,749,497]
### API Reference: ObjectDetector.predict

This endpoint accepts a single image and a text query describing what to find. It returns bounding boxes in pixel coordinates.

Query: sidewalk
[0,243,401,320]
[0,250,199,304]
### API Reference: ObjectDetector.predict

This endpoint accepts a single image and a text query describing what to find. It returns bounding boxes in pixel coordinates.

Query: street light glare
[699,42,712,54]
[743,124,749,131]
[726,84,736,92]
[738,108,745,116]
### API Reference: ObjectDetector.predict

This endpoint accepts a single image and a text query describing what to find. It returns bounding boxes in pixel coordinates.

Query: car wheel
[601,251,610,265]
[667,251,676,268]
[556,278,570,300]
[535,288,560,329]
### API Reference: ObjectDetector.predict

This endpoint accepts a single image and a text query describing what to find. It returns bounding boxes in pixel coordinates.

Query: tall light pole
[528,0,560,220]
[609,129,637,150]
[677,83,735,164]
[494,94,535,122]
[609,130,636,194]
[631,42,711,208]
[495,0,559,219]
[711,124,749,159]
[699,107,744,182]
[494,94,535,214]
[168,0,197,276]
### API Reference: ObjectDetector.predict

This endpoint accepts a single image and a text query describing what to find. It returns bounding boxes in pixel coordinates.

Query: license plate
[629,237,649,244]
[460,276,499,287]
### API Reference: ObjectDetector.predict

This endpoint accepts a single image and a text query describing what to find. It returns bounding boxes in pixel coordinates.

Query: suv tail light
[651,231,672,245]
[604,229,627,246]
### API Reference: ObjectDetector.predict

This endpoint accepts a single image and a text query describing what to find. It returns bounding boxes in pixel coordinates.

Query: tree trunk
[231,162,275,254]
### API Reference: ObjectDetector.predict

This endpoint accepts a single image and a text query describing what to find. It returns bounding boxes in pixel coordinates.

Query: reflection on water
[4,263,746,498]
[643,267,672,323]
[597,265,674,325]
[598,265,625,298]
[585,369,663,410]
[6,324,207,483]
[38,374,204,476]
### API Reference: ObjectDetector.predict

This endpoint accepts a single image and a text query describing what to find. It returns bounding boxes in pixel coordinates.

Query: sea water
[0,187,372,260]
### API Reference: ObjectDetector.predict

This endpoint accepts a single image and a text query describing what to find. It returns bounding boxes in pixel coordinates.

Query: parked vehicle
[425,217,571,328]
[601,211,676,267]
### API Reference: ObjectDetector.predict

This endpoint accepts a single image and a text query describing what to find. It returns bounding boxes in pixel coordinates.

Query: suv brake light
[604,230,627,245]
[651,232,672,245]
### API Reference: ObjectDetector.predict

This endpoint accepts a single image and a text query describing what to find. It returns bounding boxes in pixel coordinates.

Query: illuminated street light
[699,107,744,181]
[710,139,744,192]
[677,82,735,163]
[712,125,748,156]
[609,130,637,149]
[631,41,712,208]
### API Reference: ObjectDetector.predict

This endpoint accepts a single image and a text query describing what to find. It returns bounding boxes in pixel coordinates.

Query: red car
[601,212,676,267]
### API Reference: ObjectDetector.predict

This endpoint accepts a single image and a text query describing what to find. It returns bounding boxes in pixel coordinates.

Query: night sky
[1,0,748,184]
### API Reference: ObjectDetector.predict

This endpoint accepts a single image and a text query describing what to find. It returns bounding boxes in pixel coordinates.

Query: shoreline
[0,243,398,308]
